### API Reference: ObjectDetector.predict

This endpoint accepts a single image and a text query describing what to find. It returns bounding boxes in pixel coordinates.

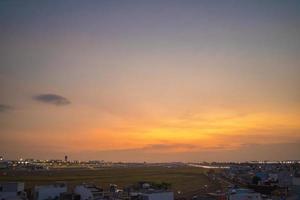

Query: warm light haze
[0,1,299,162]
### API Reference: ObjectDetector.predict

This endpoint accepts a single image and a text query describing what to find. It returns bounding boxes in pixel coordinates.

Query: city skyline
[0,1,300,162]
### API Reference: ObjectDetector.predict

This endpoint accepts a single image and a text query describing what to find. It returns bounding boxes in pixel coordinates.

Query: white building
[0,182,26,200]
[139,191,174,200]
[74,185,104,200]
[228,189,262,200]
[34,183,67,200]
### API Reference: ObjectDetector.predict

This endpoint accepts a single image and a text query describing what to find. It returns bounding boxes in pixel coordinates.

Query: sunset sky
[0,1,299,162]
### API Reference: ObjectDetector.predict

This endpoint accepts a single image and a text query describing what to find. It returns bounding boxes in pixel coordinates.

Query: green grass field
[0,166,221,198]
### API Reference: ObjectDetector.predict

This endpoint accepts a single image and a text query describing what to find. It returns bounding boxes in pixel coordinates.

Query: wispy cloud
[33,94,71,106]
[140,143,197,152]
[0,104,13,113]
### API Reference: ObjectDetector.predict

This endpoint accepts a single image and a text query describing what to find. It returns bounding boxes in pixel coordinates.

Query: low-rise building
[228,188,262,200]
[0,182,27,200]
[291,176,300,200]
[278,171,293,187]
[34,183,67,200]
[137,191,174,200]
[74,185,104,200]
[59,192,81,200]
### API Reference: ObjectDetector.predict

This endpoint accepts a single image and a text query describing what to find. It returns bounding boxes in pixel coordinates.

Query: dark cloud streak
[72,142,300,162]
[0,104,13,113]
[33,94,71,106]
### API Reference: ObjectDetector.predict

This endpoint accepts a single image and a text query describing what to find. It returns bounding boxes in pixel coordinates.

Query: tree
[252,176,261,185]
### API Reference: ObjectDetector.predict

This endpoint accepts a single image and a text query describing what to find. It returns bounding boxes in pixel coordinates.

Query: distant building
[0,182,27,200]
[34,183,67,200]
[74,185,104,200]
[0,161,9,169]
[64,156,68,162]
